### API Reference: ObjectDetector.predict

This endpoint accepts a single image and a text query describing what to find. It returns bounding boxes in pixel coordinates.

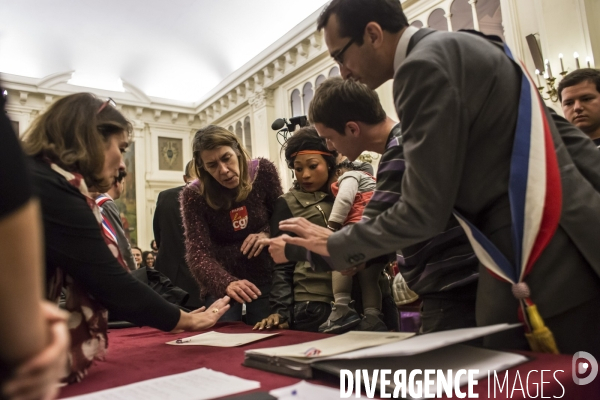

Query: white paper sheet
[270,380,364,399]
[321,323,522,360]
[62,368,260,400]
[246,331,414,358]
[166,331,278,347]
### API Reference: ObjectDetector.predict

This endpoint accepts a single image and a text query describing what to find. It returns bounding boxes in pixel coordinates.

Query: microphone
[271,118,286,131]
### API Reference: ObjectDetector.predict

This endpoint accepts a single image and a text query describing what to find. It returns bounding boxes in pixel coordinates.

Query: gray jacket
[328,29,600,351]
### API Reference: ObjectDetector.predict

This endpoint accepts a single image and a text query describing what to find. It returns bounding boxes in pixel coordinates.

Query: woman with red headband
[254,126,339,332]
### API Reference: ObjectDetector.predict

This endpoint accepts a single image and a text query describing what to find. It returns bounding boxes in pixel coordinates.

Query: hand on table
[253,314,289,331]
[226,280,261,304]
[240,232,269,258]
[173,296,231,333]
[257,236,288,264]
[278,217,332,257]
[2,301,69,400]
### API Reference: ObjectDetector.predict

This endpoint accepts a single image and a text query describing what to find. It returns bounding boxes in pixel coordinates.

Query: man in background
[558,68,600,146]
[153,161,203,309]
[96,170,136,271]
[131,246,143,268]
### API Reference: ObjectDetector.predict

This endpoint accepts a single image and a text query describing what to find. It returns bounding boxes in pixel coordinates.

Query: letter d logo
[572,351,598,385]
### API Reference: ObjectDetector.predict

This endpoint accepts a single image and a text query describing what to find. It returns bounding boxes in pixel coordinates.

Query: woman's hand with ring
[240,232,269,258]
[172,296,231,332]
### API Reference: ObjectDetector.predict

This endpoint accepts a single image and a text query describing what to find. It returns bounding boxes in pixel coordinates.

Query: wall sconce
[526,34,596,103]
[535,53,594,102]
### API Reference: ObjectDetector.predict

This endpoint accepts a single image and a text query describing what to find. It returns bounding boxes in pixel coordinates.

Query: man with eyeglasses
[277,0,600,357]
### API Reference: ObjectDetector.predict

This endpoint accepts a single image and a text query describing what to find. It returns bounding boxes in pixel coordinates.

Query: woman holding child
[255,126,338,332]
[255,127,397,333]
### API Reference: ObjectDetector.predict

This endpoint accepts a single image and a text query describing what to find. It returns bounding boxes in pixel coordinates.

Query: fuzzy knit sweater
[180,158,283,298]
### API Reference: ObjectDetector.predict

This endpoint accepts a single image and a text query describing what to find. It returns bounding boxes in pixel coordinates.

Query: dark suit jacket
[153,186,203,308]
[328,29,600,353]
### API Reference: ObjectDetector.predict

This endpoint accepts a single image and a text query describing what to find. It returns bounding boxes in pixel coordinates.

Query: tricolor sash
[453,43,562,353]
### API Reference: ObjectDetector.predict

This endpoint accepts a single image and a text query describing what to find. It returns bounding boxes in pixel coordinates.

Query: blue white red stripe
[453,44,562,288]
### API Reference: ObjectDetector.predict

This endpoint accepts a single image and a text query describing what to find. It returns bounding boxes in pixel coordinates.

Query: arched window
[410,20,423,28]
[315,74,326,89]
[235,121,243,144]
[302,82,314,114]
[450,0,474,31]
[243,116,252,157]
[329,66,340,77]
[228,125,234,132]
[291,89,302,117]
[428,8,448,31]
[477,0,504,41]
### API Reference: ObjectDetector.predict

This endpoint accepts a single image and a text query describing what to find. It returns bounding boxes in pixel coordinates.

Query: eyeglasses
[97,97,117,114]
[332,38,355,66]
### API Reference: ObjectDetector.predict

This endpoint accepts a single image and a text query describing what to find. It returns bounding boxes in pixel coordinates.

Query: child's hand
[253,314,289,330]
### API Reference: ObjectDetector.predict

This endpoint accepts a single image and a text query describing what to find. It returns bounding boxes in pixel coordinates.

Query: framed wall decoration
[158,137,183,171]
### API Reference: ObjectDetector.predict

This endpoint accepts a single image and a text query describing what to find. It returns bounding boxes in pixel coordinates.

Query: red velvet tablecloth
[59,323,599,399]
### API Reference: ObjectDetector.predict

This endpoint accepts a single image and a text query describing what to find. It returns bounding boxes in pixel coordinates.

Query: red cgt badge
[230,206,249,231]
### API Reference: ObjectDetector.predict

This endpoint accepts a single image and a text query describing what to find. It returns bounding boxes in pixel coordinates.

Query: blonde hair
[192,125,252,210]
[21,93,132,192]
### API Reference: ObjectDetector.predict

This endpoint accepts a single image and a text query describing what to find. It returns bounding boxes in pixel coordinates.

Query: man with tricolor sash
[278,0,600,358]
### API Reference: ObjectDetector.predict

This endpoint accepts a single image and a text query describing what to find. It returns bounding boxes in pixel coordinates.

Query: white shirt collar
[393,26,419,72]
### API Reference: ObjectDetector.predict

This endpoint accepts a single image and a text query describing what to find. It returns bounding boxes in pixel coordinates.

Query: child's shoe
[318,301,361,334]
[355,312,388,332]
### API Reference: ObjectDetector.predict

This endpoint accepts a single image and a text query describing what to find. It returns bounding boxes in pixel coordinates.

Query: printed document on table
[62,367,260,400]
[321,323,522,360]
[246,331,413,358]
[166,331,278,347]
[270,380,364,399]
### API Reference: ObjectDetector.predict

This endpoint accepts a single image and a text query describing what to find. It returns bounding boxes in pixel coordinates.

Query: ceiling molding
[193,5,327,114]
[122,79,152,104]
[37,70,75,89]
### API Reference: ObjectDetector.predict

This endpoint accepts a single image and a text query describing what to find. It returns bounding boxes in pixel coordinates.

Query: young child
[319,160,386,333]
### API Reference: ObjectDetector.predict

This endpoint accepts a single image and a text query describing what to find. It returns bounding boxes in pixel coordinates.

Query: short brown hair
[21,93,132,192]
[558,68,600,103]
[317,0,408,45]
[192,125,252,210]
[309,77,387,134]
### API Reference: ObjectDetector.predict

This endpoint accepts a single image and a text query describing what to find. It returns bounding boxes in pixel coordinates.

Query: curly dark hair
[282,126,338,190]
[336,159,357,171]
